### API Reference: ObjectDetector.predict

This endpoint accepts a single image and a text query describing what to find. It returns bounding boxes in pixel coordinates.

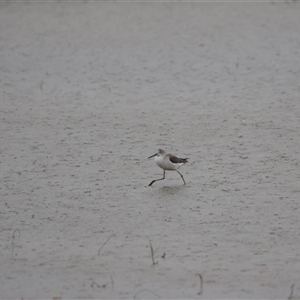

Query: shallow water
[1,2,300,298]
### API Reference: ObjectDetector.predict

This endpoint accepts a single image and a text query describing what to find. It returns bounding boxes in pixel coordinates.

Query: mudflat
[1,2,300,299]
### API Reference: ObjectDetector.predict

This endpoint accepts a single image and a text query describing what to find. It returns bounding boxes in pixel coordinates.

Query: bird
[148,149,188,186]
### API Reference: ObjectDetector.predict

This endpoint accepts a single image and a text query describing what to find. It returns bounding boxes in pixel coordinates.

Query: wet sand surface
[1,2,300,299]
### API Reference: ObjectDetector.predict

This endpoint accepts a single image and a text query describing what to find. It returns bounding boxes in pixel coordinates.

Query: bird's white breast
[155,155,182,171]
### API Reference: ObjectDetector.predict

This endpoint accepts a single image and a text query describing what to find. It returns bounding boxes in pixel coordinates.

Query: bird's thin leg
[176,170,186,185]
[148,170,165,186]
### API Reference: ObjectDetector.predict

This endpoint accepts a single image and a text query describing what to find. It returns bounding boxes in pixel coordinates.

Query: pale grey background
[1,2,300,298]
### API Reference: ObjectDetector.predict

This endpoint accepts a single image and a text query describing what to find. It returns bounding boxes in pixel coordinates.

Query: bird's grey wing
[169,154,188,164]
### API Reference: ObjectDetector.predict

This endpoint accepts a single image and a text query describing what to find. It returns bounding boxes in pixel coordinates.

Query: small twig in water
[147,237,158,265]
[12,229,20,259]
[110,275,114,292]
[197,273,203,295]
[91,281,108,289]
[91,275,114,291]
[288,284,295,300]
[134,289,160,299]
[98,234,114,256]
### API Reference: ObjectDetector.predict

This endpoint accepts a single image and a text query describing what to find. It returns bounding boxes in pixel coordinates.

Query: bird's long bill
[148,153,157,159]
